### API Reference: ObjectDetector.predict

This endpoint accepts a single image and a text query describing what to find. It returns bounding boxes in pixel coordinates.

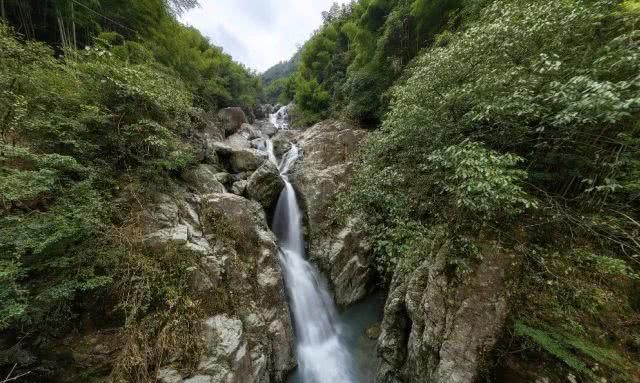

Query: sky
[180,0,345,73]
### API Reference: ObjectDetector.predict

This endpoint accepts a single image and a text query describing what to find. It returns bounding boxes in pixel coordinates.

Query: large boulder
[211,143,268,175]
[376,232,518,383]
[254,120,277,138]
[229,149,267,173]
[182,164,227,194]
[271,131,296,157]
[246,161,284,211]
[289,120,371,307]
[225,133,252,150]
[188,108,225,163]
[237,123,263,140]
[142,191,210,253]
[218,107,248,136]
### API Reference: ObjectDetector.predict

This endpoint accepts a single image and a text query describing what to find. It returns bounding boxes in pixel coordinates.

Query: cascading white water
[269,104,291,130]
[269,143,359,383]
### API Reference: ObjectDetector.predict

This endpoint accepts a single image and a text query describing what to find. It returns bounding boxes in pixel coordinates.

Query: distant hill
[261,50,301,86]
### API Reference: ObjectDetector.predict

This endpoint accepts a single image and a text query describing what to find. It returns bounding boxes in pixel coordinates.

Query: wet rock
[218,107,248,136]
[290,120,371,307]
[376,232,518,383]
[182,164,227,194]
[251,138,267,151]
[246,161,284,210]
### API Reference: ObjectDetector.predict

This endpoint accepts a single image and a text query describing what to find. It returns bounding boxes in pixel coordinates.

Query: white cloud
[180,0,345,72]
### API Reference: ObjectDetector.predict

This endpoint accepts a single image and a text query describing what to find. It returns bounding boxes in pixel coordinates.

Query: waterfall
[268,143,359,383]
[269,104,291,130]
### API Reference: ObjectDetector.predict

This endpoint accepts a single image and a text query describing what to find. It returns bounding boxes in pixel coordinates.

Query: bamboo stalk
[71,1,77,49]
[57,9,67,48]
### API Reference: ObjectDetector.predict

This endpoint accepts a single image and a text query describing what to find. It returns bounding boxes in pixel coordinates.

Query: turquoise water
[287,291,386,383]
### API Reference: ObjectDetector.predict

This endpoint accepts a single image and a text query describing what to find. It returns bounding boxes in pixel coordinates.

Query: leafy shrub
[424,141,535,216]
[0,23,195,341]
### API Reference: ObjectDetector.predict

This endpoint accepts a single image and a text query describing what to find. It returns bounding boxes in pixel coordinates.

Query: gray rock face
[225,133,252,150]
[188,108,225,164]
[238,123,263,140]
[143,191,210,254]
[290,120,372,307]
[146,189,294,383]
[376,233,517,383]
[246,161,284,211]
[229,149,267,173]
[196,194,295,382]
[271,131,296,157]
[231,180,248,196]
[183,164,227,194]
[255,120,277,137]
[218,107,248,136]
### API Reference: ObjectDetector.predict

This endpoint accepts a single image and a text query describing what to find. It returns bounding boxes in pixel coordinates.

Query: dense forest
[261,51,300,104]
[0,0,263,381]
[1,0,261,109]
[271,0,640,381]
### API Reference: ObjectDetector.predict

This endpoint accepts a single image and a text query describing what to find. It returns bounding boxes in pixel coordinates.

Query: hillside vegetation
[282,0,640,381]
[0,1,262,381]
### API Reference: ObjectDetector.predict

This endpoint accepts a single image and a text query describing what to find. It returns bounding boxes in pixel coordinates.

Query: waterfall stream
[269,104,291,130]
[264,110,361,383]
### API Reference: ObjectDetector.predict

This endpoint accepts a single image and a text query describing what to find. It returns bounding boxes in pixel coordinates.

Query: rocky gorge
[133,105,530,383]
[139,106,379,383]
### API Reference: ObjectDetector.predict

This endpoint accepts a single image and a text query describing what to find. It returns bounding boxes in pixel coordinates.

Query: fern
[515,321,633,381]
[515,321,595,379]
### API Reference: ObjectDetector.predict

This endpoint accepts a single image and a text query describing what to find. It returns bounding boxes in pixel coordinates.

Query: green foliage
[515,321,633,381]
[0,19,224,380]
[289,0,467,123]
[261,50,300,87]
[338,2,640,376]
[0,21,198,342]
[294,76,331,123]
[264,76,294,105]
[424,141,535,216]
[2,0,260,111]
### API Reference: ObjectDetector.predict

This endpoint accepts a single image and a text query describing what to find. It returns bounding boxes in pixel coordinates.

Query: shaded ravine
[264,110,372,383]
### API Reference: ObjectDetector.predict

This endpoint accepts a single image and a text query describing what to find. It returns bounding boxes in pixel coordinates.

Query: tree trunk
[1,0,6,21]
